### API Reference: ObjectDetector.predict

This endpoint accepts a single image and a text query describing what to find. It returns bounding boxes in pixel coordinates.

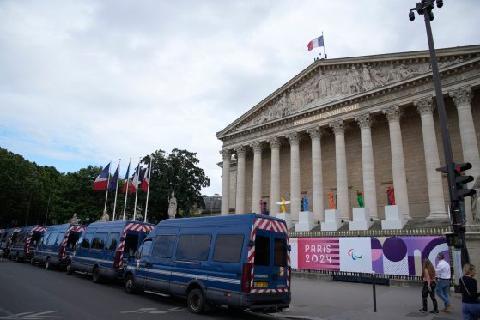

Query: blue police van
[0,228,21,258]
[124,214,291,314]
[70,220,153,282]
[0,228,16,257]
[33,223,85,269]
[9,225,46,262]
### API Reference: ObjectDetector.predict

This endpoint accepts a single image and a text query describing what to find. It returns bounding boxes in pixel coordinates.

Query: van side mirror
[287,245,291,252]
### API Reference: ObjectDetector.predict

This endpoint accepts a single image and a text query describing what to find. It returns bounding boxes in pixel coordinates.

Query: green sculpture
[356,191,364,208]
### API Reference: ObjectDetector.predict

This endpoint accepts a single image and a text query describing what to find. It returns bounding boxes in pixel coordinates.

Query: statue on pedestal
[168,191,177,219]
[327,191,336,209]
[277,196,290,214]
[386,186,396,205]
[301,195,309,212]
[356,191,364,208]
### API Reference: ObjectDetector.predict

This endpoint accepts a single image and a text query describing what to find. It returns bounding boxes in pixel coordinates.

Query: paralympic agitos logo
[347,249,363,261]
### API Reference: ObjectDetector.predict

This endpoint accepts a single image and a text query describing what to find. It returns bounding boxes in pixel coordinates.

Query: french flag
[93,163,111,191]
[140,166,150,192]
[307,35,324,51]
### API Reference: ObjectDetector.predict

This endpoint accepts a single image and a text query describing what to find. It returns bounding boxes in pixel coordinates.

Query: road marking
[0,311,58,319]
[120,307,185,314]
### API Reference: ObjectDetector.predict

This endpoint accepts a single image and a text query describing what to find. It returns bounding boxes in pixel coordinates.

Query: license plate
[254,281,269,288]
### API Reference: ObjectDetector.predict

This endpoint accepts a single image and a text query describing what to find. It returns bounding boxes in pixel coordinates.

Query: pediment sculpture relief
[235,57,464,131]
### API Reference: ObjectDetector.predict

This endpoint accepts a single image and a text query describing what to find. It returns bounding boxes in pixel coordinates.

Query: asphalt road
[0,260,463,320]
[0,260,277,320]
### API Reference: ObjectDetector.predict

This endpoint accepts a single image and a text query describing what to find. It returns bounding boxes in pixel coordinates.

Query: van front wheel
[92,267,101,283]
[187,288,206,314]
[124,275,138,294]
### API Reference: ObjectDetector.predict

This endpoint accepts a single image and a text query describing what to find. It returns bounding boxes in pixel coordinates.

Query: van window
[107,233,120,251]
[274,238,287,266]
[141,240,153,258]
[91,232,108,250]
[66,232,81,250]
[47,232,59,246]
[55,233,65,246]
[152,235,176,258]
[213,234,244,263]
[254,235,270,266]
[124,233,139,258]
[176,234,211,261]
[40,233,49,246]
[81,232,94,249]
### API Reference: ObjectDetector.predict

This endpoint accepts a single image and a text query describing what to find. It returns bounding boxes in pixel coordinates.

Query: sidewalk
[276,276,461,320]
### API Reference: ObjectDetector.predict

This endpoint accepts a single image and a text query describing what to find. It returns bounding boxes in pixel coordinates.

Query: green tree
[140,148,210,222]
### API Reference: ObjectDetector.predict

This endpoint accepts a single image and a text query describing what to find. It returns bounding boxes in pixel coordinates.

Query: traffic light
[455,163,477,199]
[436,162,477,200]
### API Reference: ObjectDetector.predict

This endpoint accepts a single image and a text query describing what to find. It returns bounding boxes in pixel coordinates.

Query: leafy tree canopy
[0,147,210,227]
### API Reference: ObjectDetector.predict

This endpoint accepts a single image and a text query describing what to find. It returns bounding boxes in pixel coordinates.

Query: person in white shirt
[435,252,452,312]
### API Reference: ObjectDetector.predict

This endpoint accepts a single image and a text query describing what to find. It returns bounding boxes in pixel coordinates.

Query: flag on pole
[93,163,111,190]
[108,164,120,191]
[307,35,324,51]
[120,162,131,194]
[129,165,141,194]
[140,164,150,192]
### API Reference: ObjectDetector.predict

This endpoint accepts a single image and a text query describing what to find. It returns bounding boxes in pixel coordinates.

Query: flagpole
[144,155,153,223]
[112,159,121,221]
[103,162,111,216]
[133,159,140,221]
[122,158,131,221]
[322,31,327,59]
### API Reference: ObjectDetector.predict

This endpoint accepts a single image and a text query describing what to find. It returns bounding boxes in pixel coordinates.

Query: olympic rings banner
[290,236,448,276]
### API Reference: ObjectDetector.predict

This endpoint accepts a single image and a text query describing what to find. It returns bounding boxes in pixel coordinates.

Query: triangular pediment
[217,45,480,139]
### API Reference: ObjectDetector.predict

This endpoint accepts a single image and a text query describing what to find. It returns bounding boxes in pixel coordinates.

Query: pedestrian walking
[419,259,439,313]
[435,252,452,312]
[460,263,480,320]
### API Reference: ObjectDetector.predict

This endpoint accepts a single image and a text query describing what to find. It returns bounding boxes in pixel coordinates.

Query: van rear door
[252,228,289,293]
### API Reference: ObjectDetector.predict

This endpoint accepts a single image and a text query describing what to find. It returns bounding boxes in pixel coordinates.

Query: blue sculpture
[301,195,309,212]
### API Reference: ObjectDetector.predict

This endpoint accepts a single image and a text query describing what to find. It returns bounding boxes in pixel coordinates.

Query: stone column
[307,127,324,223]
[251,141,263,214]
[221,149,231,215]
[356,113,378,219]
[450,87,480,185]
[288,132,301,220]
[269,137,281,216]
[235,146,246,214]
[415,98,447,219]
[384,106,411,220]
[330,120,350,220]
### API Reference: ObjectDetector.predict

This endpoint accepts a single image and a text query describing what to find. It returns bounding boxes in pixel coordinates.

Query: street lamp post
[409,0,468,260]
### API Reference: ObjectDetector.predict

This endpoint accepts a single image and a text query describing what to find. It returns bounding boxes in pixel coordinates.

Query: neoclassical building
[217,45,480,227]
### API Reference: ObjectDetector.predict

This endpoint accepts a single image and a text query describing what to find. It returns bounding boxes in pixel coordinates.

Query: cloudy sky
[0,0,478,195]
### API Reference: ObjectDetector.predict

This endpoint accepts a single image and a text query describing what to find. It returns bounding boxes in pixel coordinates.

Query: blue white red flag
[123,164,140,194]
[307,35,324,51]
[108,164,120,191]
[93,163,111,191]
[140,165,150,192]
[124,162,131,180]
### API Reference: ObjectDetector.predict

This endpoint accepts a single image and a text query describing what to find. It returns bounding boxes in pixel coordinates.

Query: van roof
[86,220,153,229]
[157,213,284,228]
